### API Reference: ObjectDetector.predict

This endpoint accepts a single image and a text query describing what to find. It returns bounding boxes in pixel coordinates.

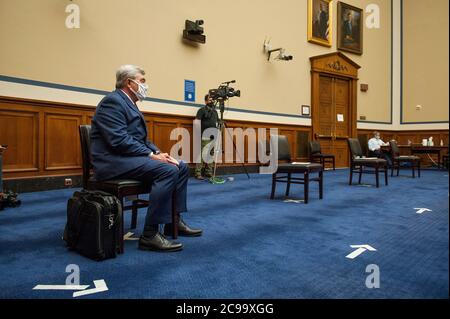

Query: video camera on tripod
[206,81,249,183]
[209,80,240,101]
[208,80,241,122]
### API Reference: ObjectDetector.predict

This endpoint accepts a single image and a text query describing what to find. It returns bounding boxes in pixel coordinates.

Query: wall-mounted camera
[263,38,294,62]
[183,20,206,44]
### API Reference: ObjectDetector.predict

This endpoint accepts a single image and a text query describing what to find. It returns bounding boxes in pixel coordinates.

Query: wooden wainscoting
[358,129,449,166]
[0,96,311,183]
[1,95,447,187]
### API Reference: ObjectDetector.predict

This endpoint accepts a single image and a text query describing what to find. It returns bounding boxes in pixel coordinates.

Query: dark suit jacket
[344,20,353,39]
[90,89,160,181]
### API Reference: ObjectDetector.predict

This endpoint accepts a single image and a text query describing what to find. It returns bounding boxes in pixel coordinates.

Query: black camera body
[209,83,241,101]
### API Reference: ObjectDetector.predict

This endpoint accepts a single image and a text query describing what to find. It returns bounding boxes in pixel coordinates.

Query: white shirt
[368,137,387,151]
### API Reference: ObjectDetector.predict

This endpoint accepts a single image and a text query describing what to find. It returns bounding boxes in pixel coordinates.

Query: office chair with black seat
[347,138,388,188]
[389,140,421,178]
[309,141,335,170]
[79,125,178,253]
[269,135,323,204]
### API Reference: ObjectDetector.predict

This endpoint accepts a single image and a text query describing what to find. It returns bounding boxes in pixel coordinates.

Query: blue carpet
[0,169,448,299]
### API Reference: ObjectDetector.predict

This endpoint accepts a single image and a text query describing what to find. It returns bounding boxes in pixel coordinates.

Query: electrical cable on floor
[427,153,439,167]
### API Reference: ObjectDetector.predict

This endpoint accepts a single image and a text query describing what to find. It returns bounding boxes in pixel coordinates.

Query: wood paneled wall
[358,129,449,166]
[358,129,449,146]
[1,96,448,182]
[0,96,311,181]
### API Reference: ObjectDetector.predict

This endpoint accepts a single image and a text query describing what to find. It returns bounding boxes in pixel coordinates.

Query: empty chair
[347,138,388,188]
[389,140,421,178]
[309,141,336,170]
[270,135,323,204]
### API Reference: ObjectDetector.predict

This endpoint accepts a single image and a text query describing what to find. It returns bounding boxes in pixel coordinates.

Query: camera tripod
[209,100,250,184]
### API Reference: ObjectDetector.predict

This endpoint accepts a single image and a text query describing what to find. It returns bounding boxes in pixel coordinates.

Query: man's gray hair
[115,65,145,89]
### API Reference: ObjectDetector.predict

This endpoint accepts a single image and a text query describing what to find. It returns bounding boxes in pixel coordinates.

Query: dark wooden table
[403,145,448,169]
[380,145,449,169]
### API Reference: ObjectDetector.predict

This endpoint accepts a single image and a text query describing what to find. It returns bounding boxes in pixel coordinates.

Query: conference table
[382,144,449,169]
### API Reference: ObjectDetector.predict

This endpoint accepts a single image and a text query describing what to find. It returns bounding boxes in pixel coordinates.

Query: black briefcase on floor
[63,190,122,261]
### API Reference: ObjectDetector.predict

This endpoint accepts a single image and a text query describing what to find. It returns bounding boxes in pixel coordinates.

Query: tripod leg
[223,122,251,179]
[210,123,223,182]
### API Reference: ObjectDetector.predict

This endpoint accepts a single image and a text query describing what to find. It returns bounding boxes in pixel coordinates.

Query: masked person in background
[194,94,219,180]
[368,131,392,167]
[90,65,202,253]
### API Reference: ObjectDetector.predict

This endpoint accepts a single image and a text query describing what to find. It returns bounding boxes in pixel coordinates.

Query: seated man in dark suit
[90,65,202,253]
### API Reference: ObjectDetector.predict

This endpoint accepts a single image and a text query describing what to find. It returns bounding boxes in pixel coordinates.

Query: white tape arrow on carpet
[284,199,304,204]
[73,280,109,298]
[33,280,108,297]
[414,208,432,214]
[33,284,89,290]
[346,245,377,259]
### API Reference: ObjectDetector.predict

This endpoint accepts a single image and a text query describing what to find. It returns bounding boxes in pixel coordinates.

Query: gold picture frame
[308,0,333,47]
[337,2,363,55]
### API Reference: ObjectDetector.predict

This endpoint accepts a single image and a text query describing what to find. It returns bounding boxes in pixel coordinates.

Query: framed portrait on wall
[308,0,333,47]
[337,2,363,55]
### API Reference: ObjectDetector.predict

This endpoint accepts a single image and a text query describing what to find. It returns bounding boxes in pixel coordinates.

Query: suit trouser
[369,150,392,167]
[119,160,189,228]
[195,139,214,177]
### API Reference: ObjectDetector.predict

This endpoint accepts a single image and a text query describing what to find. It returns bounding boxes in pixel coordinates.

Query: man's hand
[161,153,179,166]
[150,153,179,166]
[150,153,169,163]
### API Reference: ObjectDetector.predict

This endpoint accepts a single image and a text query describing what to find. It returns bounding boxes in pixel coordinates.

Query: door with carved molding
[316,75,351,167]
[310,52,360,169]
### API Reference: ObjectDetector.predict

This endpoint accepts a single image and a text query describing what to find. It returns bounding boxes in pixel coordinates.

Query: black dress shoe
[164,219,203,237]
[138,233,183,252]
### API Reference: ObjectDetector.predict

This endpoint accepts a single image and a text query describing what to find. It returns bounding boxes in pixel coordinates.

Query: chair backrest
[79,125,92,189]
[271,135,291,161]
[347,138,363,159]
[389,140,400,156]
[309,141,322,155]
[357,134,369,157]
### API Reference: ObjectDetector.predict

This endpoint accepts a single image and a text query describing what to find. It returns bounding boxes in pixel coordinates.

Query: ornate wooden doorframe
[310,52,360,168]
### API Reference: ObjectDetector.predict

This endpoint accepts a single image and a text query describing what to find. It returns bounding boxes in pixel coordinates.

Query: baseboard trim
[4,175,83,193]
[3,166,261,193]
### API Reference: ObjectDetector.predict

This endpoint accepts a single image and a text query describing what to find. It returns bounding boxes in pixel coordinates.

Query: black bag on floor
[63,190,122,261]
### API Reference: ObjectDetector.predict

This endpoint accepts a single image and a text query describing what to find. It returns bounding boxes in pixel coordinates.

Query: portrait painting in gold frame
[308,0,333,47]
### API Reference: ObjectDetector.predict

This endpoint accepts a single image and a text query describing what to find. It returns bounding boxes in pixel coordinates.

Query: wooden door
[317,75,351,167]
[310,52,360,168]
[333,77,351,167]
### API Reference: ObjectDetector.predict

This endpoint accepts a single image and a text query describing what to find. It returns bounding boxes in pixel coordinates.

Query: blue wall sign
[184,80,196,102]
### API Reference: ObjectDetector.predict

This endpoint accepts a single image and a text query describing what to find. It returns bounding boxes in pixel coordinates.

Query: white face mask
[130,79,149,101]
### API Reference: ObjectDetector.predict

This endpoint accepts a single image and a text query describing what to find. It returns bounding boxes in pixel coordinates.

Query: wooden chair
[270,135,323,204]
[79,125,178,253]
[389,140,421,178]
[347,138,388,188]
[443,154,449,170]
[309,141,336,170]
